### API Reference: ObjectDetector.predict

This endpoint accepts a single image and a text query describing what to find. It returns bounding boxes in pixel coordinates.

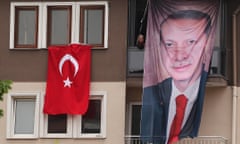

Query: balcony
[125,135,228,144]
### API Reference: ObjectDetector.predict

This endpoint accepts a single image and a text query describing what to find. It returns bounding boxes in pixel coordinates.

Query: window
[47,5,72,46]
[128,102,141,136]
[10,2,42,49]
[41,91,107,138]
[14,6,38,48]
[75,92,107,138]
[6,93,40,139]
[48,114,67,133]
[80,5,105,47]
[127,0,226,79]
[10,1,109,49]
[128,0,147,49]
[209,1,226,76]
[81,99,101,133]
[76,2,109,49]
[41,114,73,138]
[127,0,147,76]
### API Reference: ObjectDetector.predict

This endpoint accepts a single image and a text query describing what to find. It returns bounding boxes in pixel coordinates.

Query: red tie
[168,94,188,144]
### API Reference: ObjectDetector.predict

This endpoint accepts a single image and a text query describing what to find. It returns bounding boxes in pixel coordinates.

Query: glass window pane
[48,114,67,133]
[127,0,147,76]
[48,6,71,46]
[128,0,147,47]
[210,8,222,75]
[82,99,101,133]
[14,99,35,134]
[84,9,103,44]
[15,7,38,48]
[131,105,141,135]
[80,6,104,47]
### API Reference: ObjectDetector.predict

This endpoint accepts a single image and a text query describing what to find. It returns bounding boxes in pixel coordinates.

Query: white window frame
[41,2,75,48]
[74,1,109,49]
[41,114,73,138]
[73,91,107,138]
[39,92,73,138]
[10,1,109,49]
[40,91,107,138]
[6,92,40,139]
[9,2,43,49]
[128,102,141,136]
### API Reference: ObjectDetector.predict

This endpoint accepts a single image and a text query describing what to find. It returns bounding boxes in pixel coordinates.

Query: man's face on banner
[161,18,208,83]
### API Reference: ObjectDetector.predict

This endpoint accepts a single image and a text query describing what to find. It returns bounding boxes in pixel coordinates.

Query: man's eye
[187,40,196,45]
[165,43,174,48]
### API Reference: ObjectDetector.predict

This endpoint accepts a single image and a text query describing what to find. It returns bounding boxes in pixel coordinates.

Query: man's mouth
[172,61,192,71]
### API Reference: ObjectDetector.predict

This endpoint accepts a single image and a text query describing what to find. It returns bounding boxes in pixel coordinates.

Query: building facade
[0,0,240,144]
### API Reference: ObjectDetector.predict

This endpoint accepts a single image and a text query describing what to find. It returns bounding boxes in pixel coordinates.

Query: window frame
[74,91,107,138]
[41,114,73,138]
[6,92,40,139]
[42,2,75,48]
[75,1,109,49]
[79,5,105,48]
[14,6,39,48]
[40,91,107,139]
[128,102,141,136]
[10,2,43,49]
[10,1,109,49]
[46,5,72,47]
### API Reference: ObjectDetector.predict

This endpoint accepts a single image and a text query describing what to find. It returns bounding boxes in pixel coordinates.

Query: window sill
[206,74,228,87]
[76,134,106,139]
[6,135,38,139]
[127,74,228,87]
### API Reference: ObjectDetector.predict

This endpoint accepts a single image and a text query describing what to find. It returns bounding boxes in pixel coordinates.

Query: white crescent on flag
[59,54,79,77]
[58,54,79,87]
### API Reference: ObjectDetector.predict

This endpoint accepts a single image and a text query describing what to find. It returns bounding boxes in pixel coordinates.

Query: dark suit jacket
[140,71,208,144]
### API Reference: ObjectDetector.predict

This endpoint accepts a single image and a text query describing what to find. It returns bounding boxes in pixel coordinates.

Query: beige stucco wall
[199,86,232,143]
[0,82,126,144]
[233,87,240,144]
[126,86,233,143]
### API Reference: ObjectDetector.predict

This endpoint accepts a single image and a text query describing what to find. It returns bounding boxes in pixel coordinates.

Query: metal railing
[125,135,228,144]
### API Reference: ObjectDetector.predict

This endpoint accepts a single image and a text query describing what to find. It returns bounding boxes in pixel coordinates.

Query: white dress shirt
[165,77,200,143]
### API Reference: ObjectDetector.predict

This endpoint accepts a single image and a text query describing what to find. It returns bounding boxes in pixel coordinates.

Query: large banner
[141,0,220,143]
[43,44,91,115]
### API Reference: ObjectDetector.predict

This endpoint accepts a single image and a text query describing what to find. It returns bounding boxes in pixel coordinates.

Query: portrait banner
[141,0,220,144]
[43,44,91,115]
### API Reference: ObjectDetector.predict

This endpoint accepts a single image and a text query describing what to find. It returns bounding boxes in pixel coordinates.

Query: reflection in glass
[15,7,38,48]
[48,6,71,46]
[48,114,67,133]
[82,100,101,133]
[14,99,35,134]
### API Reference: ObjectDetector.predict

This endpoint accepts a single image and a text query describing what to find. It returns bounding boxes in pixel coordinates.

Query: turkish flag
[43,44,91,115]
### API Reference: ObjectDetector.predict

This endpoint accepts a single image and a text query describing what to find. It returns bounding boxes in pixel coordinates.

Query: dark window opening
[48,114,67,133]
[81,99,101,133]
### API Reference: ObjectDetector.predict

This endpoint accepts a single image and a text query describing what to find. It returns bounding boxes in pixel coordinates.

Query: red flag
[43,44,91,115]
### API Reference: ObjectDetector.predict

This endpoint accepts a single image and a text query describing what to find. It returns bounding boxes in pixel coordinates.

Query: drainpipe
[232,9,239,144]
[232,86,237,144]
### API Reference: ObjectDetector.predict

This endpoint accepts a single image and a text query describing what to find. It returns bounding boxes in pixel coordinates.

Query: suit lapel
[179,71,208,138]
[158,78,172,135]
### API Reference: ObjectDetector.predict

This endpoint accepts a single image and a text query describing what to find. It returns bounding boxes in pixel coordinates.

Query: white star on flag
[63,77,72,88]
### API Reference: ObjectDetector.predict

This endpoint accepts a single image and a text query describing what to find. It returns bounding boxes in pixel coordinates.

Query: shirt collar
[172,77,201,102]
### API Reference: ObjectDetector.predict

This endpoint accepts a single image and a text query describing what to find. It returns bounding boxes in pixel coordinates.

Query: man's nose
[174,47,189,61]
